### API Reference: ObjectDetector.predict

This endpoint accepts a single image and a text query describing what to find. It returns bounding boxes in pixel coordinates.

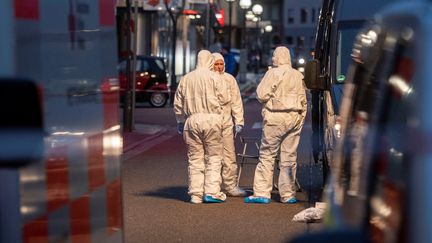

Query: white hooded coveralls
[212,53,244,192]
[253,46,307,200]
[174,50,230,198]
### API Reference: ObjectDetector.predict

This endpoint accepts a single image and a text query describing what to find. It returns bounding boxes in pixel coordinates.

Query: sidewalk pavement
[123,124,167,151]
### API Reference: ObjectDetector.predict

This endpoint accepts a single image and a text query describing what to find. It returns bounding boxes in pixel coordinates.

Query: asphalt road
[121,97,325,243]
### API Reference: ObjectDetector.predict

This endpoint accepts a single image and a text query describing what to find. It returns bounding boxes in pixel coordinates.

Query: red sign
[147,0,159,7]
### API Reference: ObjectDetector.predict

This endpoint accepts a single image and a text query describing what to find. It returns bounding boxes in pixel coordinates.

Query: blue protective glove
[177,123,184,135]
[235,125,243,134]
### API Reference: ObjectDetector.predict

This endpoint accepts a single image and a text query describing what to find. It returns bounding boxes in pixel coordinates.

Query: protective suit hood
[212,52,225,73]
[197,50,215,69]
[272,46,292,67]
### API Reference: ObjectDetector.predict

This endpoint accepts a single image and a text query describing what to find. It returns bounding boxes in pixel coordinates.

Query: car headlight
[298,58,305,65]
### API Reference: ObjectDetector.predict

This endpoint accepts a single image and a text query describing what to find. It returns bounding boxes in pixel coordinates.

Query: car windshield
[153,59,165,72]
[118,60,142,73]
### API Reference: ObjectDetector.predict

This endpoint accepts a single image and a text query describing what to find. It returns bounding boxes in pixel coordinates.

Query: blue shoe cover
[282,198,297,204]
[244,196,271,204]
[203,195,225,203]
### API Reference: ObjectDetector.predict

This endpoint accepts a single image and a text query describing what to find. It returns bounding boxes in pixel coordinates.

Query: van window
[336,22,366,84]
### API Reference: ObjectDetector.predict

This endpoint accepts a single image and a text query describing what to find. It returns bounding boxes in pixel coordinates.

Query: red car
[118,56,169,107]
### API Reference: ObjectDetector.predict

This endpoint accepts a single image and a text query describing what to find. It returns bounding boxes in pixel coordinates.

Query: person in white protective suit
[245,46,307,204]
[211,52,246,197]
[174,50,230,204]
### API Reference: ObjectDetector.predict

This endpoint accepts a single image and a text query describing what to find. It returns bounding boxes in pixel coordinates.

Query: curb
[123,129,167,153]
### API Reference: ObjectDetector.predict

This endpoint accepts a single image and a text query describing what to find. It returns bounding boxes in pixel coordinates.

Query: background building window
[287,9,294,24]
[300,8,307,24]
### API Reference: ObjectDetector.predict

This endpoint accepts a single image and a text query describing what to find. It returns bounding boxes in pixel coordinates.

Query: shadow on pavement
[136,186,189,202]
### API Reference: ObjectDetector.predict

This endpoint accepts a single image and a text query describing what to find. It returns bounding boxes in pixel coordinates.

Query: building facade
[282,0,322,57]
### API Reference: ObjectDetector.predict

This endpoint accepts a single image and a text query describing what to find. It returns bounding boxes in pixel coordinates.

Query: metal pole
[123,0,133,132]
[165,1,179,105]
[171,17,177,97]
[242,9,246,49]
[255,19,259,73]
[206,0,210,48]
[228,1,232,50]
[130,0,138,128]
[182,16,188,75]
[239,9,247,83]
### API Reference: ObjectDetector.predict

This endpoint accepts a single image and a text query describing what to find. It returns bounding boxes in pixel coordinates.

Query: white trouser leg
[184,125,205,197]
[278,113,303,200]
[202,118,224,195]
[184,114,224,197]
[221,126,238,192]
[253,124,283,198]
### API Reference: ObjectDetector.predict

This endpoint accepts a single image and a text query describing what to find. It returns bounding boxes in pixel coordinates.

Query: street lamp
[239,0,252,48]
[245,11,255,21]
[265,25,273,32]
[239,0,251,9]
[239,0,252,49]
[264,25,273,61]
[252,4,263,16]
[225,0,235,51]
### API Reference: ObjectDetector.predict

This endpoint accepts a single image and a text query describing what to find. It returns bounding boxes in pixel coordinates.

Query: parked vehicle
[304,0,400,184]
[118,56,169,107]
[293,1,432,242]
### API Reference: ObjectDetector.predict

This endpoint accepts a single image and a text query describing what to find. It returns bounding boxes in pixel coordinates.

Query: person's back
[257,48,306,113]
[246,46,307,204]
[173,50,229,204]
